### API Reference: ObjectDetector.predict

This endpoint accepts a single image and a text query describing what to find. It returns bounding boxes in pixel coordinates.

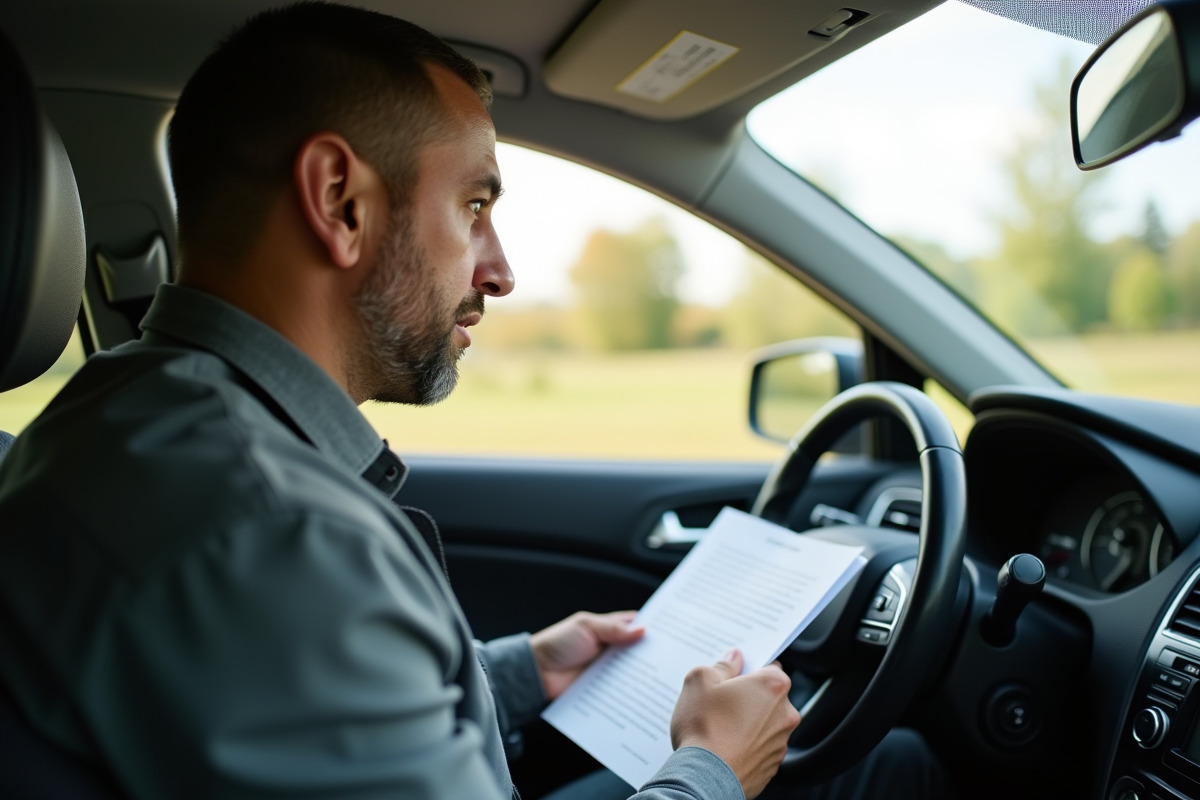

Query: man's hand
[529,610,644,699]
[670,648,801,800]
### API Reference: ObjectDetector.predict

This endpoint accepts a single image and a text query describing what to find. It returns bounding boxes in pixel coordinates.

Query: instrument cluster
[1036,477,1175,593]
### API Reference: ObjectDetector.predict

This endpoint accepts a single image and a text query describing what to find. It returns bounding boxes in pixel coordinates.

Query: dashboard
[961,392,1200,598]
[957,389,1200,799]
[771,385,1200,798]
[1037,478,1174,593]
[854,399,1187,596]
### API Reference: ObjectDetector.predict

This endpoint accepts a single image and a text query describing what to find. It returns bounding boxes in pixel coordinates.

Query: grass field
[1028,330,1200,406]
[5,330,1200,461]
[360,348,790,461]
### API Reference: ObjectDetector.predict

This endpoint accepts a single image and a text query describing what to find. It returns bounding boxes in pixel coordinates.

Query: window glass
[748,2,1200,407]
[924,380,973,446]
[0,329,85,435]
[360,144,857,461]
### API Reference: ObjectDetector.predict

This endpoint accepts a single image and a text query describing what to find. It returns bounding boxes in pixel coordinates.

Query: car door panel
[399,454,896,640]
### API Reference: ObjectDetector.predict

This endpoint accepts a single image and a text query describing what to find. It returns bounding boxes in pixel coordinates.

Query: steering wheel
[750,381,967,783]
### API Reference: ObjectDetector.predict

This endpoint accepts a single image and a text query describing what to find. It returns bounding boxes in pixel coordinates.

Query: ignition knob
[1132,706,1169,749]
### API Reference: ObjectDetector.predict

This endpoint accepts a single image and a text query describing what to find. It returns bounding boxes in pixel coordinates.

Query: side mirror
[1071,1,1200,170]
[748,337,862,445]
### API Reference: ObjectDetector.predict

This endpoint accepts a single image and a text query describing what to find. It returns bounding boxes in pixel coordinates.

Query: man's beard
[352,214,483,405]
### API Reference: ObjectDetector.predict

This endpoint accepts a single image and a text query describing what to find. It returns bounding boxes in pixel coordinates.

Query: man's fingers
[671,648,799,796]
[713,647,744,679]
[588,611,645,645]
[682,648,743,692]
[759,661,792,692]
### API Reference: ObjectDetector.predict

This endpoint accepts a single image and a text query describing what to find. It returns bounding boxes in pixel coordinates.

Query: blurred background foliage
[896,60,1200,343]
[485,224,855,355]
[483,62,1200,361]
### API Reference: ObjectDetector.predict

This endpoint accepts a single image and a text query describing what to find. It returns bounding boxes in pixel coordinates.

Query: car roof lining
[0,0,1154,147]
[0,1,1155,120]
[0,1,946,125]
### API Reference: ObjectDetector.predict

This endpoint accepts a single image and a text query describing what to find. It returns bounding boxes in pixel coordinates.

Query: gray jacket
[0,284,742,800]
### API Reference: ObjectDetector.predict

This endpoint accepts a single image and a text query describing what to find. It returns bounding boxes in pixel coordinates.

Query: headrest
[0,27,86,393]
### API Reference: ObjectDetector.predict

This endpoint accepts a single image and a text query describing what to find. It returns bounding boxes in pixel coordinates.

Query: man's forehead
[426,63,494,131]
[419,122,499,181]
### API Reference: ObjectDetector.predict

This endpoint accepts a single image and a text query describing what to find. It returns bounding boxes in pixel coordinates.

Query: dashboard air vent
[865,487,923,534]
[1169,578,1200,640]
[877,498,922,533]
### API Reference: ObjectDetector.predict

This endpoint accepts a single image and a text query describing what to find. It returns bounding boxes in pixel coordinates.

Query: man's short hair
[168,1,491,265]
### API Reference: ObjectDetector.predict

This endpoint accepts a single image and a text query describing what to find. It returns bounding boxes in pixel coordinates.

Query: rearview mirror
[1071,1,1200,169]
[748,337,862,445]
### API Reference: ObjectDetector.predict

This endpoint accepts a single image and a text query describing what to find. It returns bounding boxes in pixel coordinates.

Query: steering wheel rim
[751,381,968,782]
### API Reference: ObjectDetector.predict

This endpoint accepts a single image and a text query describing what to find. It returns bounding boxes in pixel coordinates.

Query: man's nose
[473,227,514,297]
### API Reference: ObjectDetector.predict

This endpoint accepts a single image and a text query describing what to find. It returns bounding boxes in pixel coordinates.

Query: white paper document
[541,507,867,789]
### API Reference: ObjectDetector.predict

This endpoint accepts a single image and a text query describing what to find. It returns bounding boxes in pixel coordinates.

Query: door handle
[645,510,709,549]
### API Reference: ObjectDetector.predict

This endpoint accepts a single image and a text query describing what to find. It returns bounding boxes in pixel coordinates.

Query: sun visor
[544,0,888,120]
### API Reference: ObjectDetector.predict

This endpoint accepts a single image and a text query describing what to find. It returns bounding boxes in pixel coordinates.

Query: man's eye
[468,200,485,214]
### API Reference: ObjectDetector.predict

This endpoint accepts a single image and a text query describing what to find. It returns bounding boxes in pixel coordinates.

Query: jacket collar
[138,283,396,484]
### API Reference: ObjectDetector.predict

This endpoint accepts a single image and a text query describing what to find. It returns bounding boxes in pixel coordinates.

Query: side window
[0,329,85,435]
[360,145,858,460]
[924,380,974,446]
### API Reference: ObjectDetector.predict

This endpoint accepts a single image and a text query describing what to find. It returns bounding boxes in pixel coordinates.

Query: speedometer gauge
[1080,492,1171,592]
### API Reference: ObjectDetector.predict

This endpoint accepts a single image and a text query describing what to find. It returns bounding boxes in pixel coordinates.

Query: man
[0,4,799,799]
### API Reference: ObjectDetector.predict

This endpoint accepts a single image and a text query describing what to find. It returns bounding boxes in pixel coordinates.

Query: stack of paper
[542,506,867,788]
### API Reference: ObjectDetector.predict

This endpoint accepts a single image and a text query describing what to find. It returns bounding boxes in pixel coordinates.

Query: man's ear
[293,133,382,270]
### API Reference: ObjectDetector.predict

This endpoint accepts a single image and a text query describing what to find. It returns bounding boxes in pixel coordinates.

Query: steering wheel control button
[1132,706,1170,749]
[856,626,890,645]
[866,588,898,623]
[1153,670,1190,698]
[983,684,1041,747]
[1173,656,1200,678]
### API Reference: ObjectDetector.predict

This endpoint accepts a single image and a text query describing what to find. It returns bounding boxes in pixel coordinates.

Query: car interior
[5,1,1200,799]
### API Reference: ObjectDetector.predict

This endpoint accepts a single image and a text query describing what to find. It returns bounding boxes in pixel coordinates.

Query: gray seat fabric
[0,23,120,800]
[0,26,86,396]
[0,19,85,467]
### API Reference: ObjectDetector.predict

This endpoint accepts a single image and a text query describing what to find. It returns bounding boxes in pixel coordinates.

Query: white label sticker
[616,31,740,103]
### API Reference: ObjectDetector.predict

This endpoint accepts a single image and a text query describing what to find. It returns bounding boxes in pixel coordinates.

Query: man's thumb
[593,615,645,645]
[714,647,744,678]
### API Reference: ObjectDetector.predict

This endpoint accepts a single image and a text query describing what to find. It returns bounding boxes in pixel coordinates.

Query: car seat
[0,23,126,800]
[0,25,86,460]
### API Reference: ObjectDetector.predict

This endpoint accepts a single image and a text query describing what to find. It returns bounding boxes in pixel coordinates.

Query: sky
[488,0,1200,309]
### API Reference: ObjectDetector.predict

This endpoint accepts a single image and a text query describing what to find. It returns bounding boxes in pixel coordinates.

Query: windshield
[749,1,1200,405]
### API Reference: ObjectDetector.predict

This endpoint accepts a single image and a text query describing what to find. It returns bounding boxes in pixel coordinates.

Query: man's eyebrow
[469,172,504,200]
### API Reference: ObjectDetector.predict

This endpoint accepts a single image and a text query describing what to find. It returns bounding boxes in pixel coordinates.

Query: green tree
[721,251,855,348]
[1109,248,1170,331]
[982,58,1114,335]
[1168,221,1200,324]
[1142,199,1170,258]
[568,218,684,351]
